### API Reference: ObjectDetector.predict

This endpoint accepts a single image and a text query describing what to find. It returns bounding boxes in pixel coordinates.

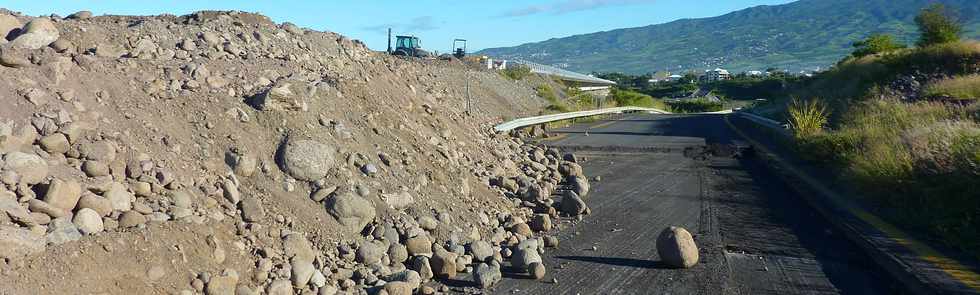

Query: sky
[2,0,796,52]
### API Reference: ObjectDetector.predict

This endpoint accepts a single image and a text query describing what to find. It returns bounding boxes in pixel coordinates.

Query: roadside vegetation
[762,4,980,257]
[501,64,532,80]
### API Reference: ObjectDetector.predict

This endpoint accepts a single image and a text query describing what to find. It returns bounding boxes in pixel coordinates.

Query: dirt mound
[0,9,588,294]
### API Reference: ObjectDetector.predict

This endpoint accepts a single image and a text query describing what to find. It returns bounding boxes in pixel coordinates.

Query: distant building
[746,70,764,77]
[703,68,731,82]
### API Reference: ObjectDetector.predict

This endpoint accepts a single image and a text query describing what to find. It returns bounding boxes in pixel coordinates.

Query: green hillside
[477,0,980,74]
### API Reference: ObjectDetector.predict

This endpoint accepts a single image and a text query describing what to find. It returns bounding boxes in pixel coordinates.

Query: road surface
[493,113,899,294]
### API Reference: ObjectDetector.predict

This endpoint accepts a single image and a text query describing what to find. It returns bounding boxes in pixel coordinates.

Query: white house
[704,68,731,82]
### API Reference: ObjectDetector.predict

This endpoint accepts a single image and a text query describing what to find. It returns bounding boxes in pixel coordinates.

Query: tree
[851,34,905,58]
[915,4,961,47]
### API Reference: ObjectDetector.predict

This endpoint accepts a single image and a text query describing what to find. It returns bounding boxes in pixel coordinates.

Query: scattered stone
[543,236,559,248]
[67,11,93,19]
[266,279,293,295]
[559,190,587,216]
[104,182,133,212]
[405,235,432,257]
[0,225,45,259]
[530,214,552,232]
[469,240,493,262]
[46,217,82,245]
[569,176,590,197]
[356,240,384,264]
[384,281,413,295]
[511,239,542,271]
[79,141,117,162]
[206,270,239,295]
[511,222,532,237]
[290,257,315,288]
[325,193,376,233]
[411,256,433,281]
[39,133,69,154]
[361,163,378,176]
[656,226,699,268]
[118,211,146,228]
[42,178,82,211]
[3,151,48,184]
[388,243,409,264]
[77,193,112,216]
[240,197,265,222]
[221,179,240,205]
[381,191,414,210]
[279,139,335,181]
[73,208,104,234]
[529,262,546,280]
[430,246,458,279]
[253,79,315,112]
[473,263,501,289]
[82,160,110,177]
[28,199,68,218]
[0,46,30,68]
[311,185,337,202]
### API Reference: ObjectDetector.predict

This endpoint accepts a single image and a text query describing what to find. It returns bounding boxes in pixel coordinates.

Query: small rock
[530,214,553,232]
[469,240,494,262]
[559,190,587,216]
[77,193,112,216]
[3,152,48,184]
[104,182,133,212]
[543,236,559,248]
[388,243,409,264]
[411,256,433,281]
[383,281,413,295]
[356,241,384,264]
[511,222,532,237]
[311,185,337,202]
[361,163,378,176]
[45,217,81,245]
[325,193,376,233]
[290,257,315,288]
[405,235,432,257]
[82,160,110,177]
[67,11,93,19]
[206,271,240,295]
[240,197,265,222]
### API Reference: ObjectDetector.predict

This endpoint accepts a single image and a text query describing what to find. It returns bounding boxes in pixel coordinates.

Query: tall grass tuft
[787,98,829,138]
[924,74,980,101]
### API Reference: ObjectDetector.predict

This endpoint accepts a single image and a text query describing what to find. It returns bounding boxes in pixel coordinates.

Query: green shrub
[787,98,829,138]
[501,65,532,80]
[915,3,962,47]
[666,99,724,113]
[609,88,666,109]
[923,74,980,101]
[852,34,906,58]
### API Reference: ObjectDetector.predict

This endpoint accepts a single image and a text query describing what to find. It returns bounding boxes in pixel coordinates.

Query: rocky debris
[511,239,542,271]
[67,11,93,20]
[46,217,82,245]
[405,234,432,257]
[118,211,146,228]
[411,256,434,281]
[0,14,20,41]
[279,138,335,181]
[10,18,59,50]
[206,270,240,295]
[388,243,409,264]
[239,197,265,222]
[381,191,414,211]
[356,240,384,264]
[468,240,494,262]
[473,262,502,289]
[530,214,553,232]
[543,235,559,248]
[290,257,315,288]
[325,193,375,233]
[104,182,133,212]
[656,226,699,268]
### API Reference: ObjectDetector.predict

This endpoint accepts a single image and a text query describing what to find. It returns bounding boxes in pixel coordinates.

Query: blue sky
[3,0,795,51]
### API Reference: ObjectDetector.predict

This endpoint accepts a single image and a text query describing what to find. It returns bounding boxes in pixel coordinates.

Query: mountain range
[476,0,980,74]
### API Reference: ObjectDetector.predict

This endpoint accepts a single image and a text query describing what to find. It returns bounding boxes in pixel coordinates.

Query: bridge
[508,59,616,90]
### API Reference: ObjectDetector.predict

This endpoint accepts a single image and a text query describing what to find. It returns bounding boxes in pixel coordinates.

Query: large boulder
[558,190,587,216]
[0,15,21,41]
[3,151,48,184]
[0,225,45,259]
[430,246,458,279]
[569,175,590,197]
[10,18,59,50]
[656,226,699,268]
[253,79,316,111]
[325,193,375,233]
[468,240,493,262]
[42,178,82,211]
[473,262,502,289]
[511,239,542,271]
[279,139,334,181]
[356,240,384,265]
[73,208,104,234]
[103,182,133,212]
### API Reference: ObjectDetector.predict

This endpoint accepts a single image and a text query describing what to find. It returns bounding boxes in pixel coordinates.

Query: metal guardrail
[494,106,670,132]
[735,111,791,137]
[510,60,617,86]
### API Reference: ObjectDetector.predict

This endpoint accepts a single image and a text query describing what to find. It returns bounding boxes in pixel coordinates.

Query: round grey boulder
[279,139,334,181]
[11,18,59,50]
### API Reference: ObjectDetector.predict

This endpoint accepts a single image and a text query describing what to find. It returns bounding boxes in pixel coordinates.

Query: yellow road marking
[724,115,980,291]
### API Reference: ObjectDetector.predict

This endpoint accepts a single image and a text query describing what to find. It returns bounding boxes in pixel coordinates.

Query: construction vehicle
[387,28,431,58]
[452,39,467,58]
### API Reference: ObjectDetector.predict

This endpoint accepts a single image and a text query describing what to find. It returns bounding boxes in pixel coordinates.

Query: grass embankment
[774,42,980,257]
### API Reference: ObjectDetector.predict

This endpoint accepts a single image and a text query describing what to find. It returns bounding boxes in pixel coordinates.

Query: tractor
[387,29,431,58]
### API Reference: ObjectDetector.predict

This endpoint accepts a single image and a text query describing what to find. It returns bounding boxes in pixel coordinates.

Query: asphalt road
[493,113,899,295]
